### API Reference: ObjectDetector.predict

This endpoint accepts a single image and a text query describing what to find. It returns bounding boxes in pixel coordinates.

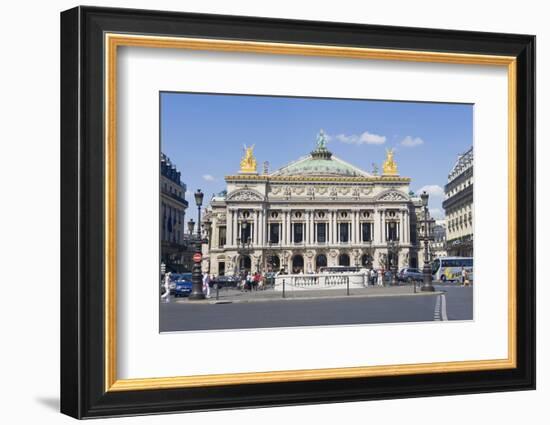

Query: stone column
[253,210,259,245]
[226,209,233,248]
[258,209,264,246]
[349,211,356,245]
[405,209,410,244]
[281,212,287,245]
[381,210,386,243]
[233,210,238,247]
[285,211,292,245]
[328,211,333,244]
[399,210,405,244]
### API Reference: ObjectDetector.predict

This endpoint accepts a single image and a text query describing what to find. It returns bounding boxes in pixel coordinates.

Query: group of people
[363,268,387,286]
[237,271,271,291]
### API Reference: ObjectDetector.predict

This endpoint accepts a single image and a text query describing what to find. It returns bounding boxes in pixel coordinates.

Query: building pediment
[376,190,410,202]
[226,188,265,202]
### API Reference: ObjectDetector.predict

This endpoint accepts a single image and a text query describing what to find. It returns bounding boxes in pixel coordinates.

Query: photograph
[58,5,535,418]
[159,92,475,332]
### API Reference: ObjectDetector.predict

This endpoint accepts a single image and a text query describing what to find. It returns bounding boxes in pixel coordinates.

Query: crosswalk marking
[433,294,448,321]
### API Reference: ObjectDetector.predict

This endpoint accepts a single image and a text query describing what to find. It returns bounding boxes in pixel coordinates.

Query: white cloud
[202,174,216,182]
[429,208,445,219]
[333,131,386,145]
[417,185,445,198]
[400,136,424,147]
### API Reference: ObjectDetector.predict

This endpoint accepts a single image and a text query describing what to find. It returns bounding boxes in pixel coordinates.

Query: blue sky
[161,92,473,222]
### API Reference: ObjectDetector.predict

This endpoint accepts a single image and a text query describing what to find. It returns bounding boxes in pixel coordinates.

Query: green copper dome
[273,157,367,177]
[270,130,371,178]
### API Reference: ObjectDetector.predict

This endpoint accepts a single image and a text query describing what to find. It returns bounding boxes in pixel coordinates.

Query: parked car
[398,268,424,283]
[171,273,193,297]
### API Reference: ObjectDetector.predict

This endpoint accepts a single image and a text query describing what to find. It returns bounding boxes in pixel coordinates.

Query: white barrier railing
[274,272,369,291]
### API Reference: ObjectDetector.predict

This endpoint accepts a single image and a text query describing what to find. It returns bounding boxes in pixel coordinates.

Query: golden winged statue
[240,144,257,173]
[382,148,399,175]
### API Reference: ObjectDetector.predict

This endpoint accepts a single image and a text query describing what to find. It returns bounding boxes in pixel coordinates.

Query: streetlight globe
[187,218,195,235]
[194,189,204,207]
[420,190,429,207]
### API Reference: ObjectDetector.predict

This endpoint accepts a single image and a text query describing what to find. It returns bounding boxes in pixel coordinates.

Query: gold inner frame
[104,33,517,392]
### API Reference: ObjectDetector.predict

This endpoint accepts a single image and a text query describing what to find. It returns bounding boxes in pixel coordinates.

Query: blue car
[171,273,193,297]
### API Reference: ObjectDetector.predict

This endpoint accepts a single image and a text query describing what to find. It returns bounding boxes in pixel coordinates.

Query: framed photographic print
[60,6,535,419]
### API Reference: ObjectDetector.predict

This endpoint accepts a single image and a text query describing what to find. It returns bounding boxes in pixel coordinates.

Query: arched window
[338,253,350,266]
[292,255,304,273]
[315,254,327,271]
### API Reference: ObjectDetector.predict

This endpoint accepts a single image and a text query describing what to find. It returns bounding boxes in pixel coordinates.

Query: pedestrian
[253,272,261,290]
[202,273,211,298]
[377,268,384,286]
[461,267,466,286]
[240,271,247,291]
[246,272,253,291]
[464,269,471,287]
[370,268,376,286]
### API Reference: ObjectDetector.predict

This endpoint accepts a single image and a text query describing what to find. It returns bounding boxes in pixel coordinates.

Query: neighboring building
[160,153,189,272]
[431,221,448,259]
[202,131,431,276]
[443,147,473,257]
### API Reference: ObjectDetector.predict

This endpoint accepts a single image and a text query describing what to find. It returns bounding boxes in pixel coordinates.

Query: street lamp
[202,217,212,273]
[420,191,435,292]
[387,239,399,286]
[189,189,205,300]
[236,221,252,272]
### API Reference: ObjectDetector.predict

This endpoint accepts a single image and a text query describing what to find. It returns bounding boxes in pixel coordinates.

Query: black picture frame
[61,5,535,419]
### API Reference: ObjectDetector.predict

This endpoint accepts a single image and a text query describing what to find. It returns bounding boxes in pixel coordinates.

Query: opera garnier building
[202,131,428,276]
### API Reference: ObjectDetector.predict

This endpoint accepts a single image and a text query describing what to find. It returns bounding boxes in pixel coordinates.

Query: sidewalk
[175,285,443,305]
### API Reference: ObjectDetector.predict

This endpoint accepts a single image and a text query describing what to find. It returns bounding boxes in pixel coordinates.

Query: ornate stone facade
[202,135,428,276]
[160,153,189,272]
[443,147,473,257]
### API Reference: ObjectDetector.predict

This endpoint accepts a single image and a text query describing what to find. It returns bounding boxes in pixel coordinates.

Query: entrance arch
[338,253,350,266]
[267,254,280,272]
[315,254,327,271]
[239,255,251,271]
[361,254,373,268]
[292,254,304,273]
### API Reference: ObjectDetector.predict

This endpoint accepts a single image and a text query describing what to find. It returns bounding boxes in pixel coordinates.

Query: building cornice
[442,185,473,210]
[225,175,411,183]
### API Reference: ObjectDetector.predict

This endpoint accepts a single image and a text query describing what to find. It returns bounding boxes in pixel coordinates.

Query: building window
[269,223,280,244]
[218,226,226,248]
[317,223,326,243]
[339,223,349,243]
[293,223,303,243]
[240,223,251,243]
[387,222,398,241]
[361,222,372,242]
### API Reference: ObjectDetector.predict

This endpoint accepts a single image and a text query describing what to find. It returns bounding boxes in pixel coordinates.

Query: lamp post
[236,221,252,272]
[387,239,399,286]
[189,189,205,300]
[202,217,212,274]
[420,191,435,292]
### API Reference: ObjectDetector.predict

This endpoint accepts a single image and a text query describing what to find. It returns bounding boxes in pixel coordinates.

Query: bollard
[282,279,286,299]
[347,277,350,296]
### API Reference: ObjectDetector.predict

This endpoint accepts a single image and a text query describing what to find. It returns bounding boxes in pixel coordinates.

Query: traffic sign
[193,253,202,263]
